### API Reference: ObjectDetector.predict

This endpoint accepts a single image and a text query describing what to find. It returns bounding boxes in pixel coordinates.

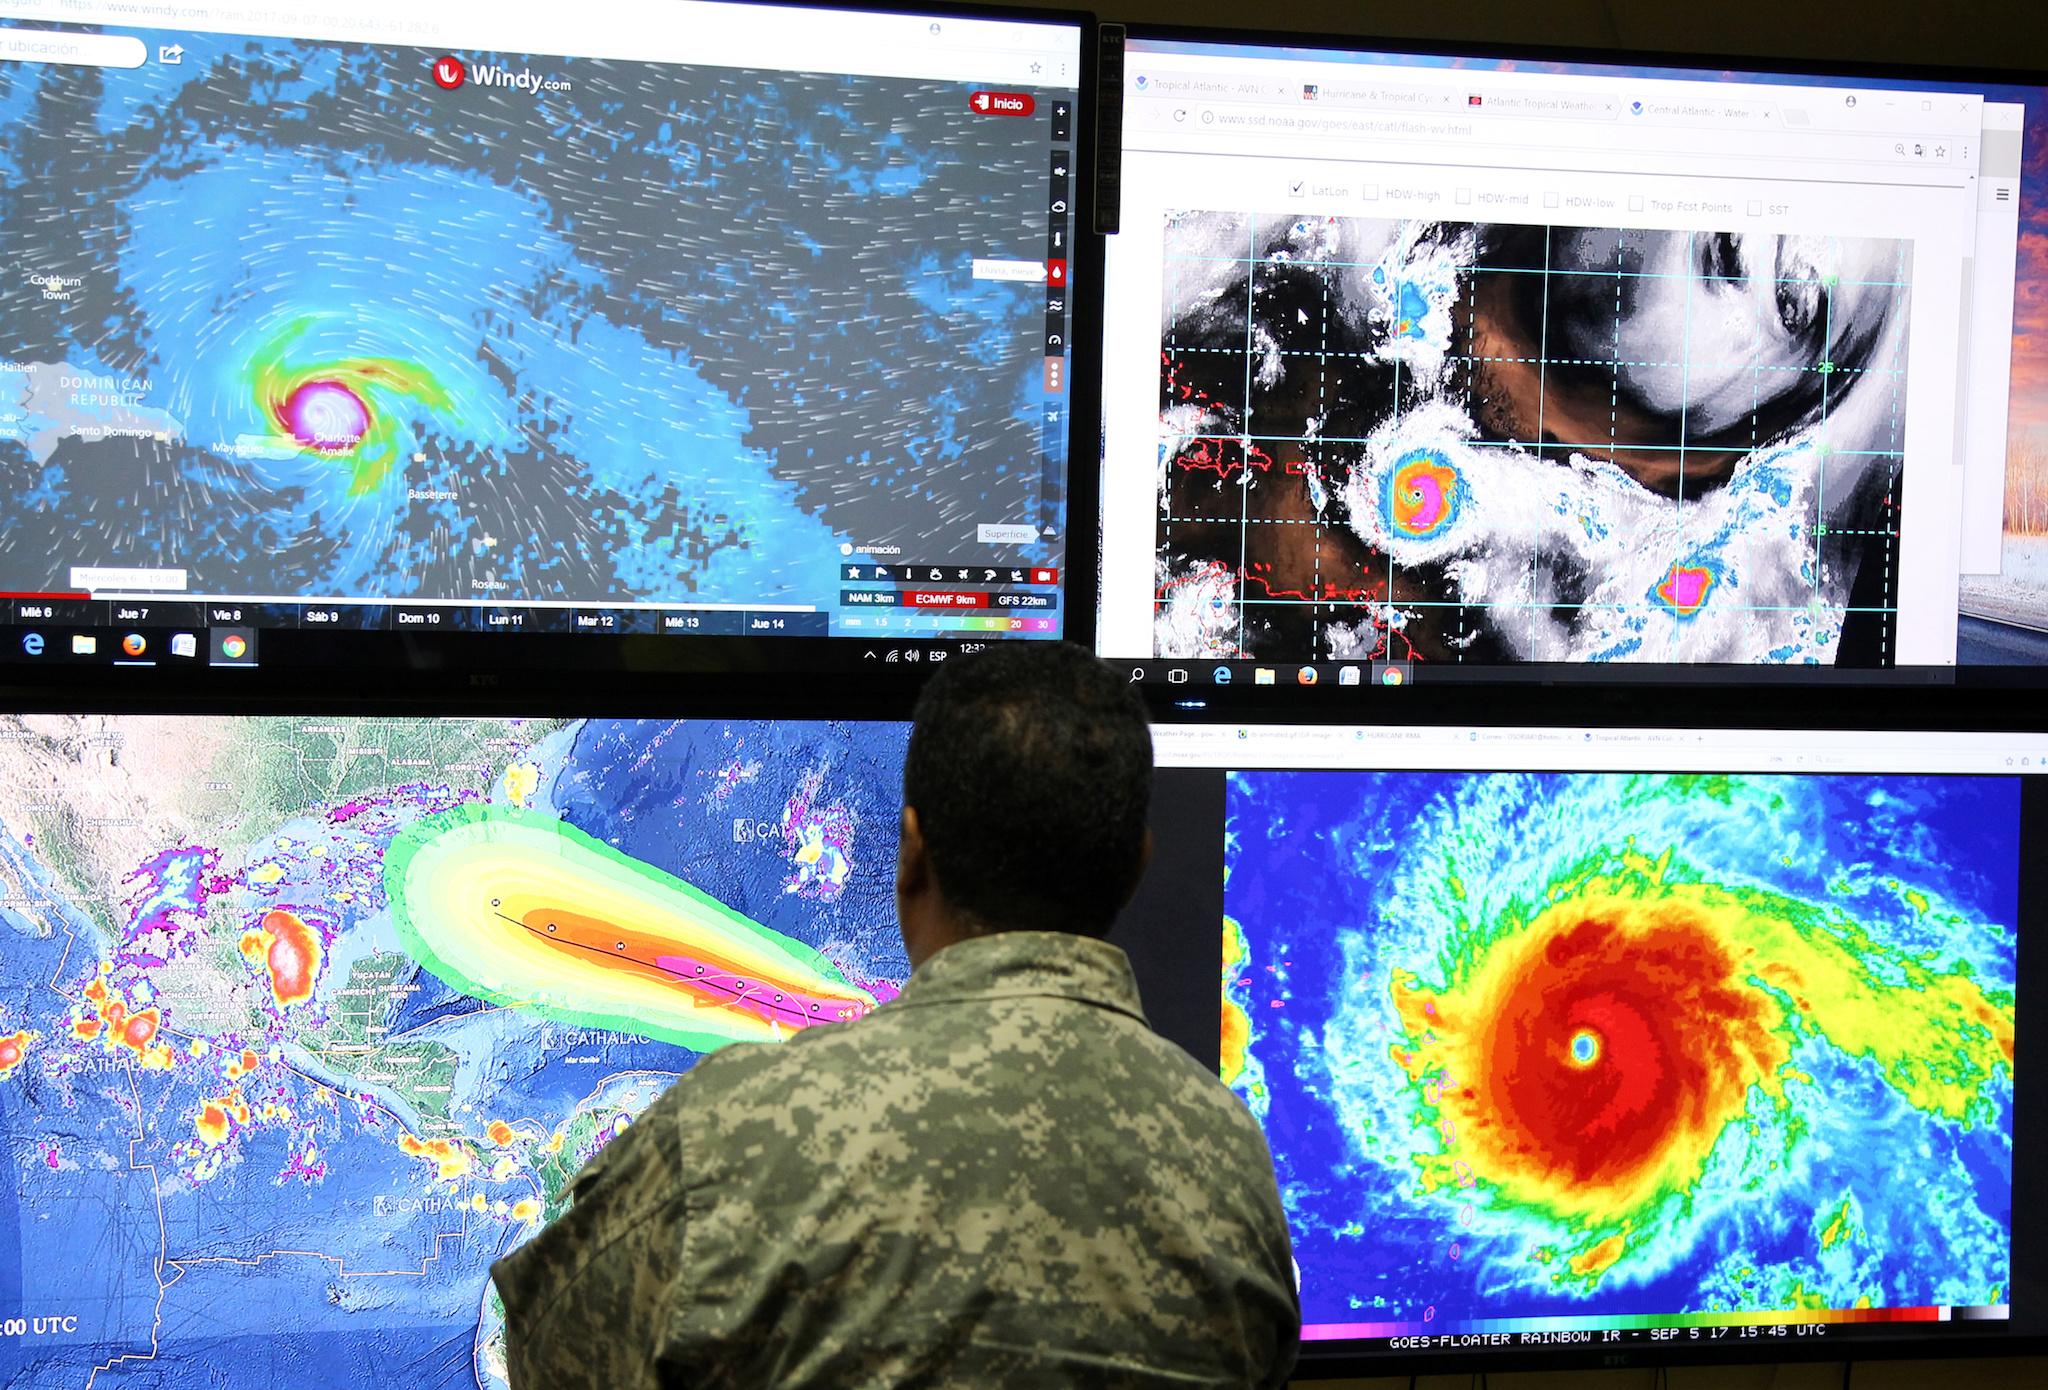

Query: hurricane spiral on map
[1224,771,2016,1323]
[251,317,455,493]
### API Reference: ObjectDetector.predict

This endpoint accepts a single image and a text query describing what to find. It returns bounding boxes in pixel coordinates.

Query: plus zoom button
[969,91,1035,116]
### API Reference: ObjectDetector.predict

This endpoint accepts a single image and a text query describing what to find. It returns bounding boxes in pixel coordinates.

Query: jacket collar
[883,931,1148,1026]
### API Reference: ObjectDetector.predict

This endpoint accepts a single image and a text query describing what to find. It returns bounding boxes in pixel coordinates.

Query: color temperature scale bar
[1302,1303,2010,1341]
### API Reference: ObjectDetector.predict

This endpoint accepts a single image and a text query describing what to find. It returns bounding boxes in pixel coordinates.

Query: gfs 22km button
[969,91,1035,117]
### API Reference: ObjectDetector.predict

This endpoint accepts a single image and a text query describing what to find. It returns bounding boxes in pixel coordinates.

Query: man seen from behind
[491,641,1301,1387]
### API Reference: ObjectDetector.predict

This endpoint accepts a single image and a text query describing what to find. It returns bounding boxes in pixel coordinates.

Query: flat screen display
[1125,720,2046,1370]
[1102,30,2048,685]
[0,712,911,1384]
[0,0,1084,686]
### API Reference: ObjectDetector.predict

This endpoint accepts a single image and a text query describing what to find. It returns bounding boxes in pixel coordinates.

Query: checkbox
[1747,200,1764,216]
[1455,187,1471,204]
[1628,194,1645,212]
[1360,183,1379,201]
[1543,191,1560,208]
[1289,179,1304,196]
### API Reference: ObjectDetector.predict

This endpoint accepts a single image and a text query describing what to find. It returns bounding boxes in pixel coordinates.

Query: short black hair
[904,641,1153,937]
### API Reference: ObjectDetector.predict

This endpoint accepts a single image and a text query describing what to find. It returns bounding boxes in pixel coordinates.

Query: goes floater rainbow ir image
[1222,771,2018,1338]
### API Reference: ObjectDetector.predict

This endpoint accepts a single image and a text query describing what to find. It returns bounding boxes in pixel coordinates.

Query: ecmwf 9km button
[970,91,1035,116]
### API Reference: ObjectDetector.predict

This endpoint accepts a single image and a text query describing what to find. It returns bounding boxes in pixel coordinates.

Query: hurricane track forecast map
[0,715,910,1385]
[0,28,1063,611]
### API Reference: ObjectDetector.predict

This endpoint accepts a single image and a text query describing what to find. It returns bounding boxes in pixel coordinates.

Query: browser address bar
[1186,103,1953,169]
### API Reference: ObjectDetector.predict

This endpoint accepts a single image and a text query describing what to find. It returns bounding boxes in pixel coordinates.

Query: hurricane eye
[1775,274,1821,339]
[1772,241,1825,341]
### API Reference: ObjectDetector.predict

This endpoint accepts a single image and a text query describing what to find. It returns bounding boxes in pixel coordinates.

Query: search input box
[973,259,1047,283]
[0,29,145,67]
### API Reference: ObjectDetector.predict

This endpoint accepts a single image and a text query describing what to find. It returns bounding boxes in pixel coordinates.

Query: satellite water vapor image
[1157,213,1912,666]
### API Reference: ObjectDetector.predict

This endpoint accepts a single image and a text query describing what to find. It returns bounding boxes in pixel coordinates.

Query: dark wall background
[1025,0,2048,74]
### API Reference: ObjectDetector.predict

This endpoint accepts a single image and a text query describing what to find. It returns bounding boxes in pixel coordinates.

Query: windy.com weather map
[0,25,1069,629]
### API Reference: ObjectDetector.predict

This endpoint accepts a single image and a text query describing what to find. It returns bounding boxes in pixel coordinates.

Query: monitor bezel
[1102,19,2048,699]
[1,687,2043,1373]
[0,0,1103,706]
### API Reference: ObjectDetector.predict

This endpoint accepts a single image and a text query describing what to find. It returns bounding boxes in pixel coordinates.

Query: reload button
[969,91,1035,117]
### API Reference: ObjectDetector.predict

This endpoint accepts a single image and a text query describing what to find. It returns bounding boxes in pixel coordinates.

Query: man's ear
[896,804,933,927]
[897,805,929,894]
[1114,827,1156,921]
[897,805,945,969]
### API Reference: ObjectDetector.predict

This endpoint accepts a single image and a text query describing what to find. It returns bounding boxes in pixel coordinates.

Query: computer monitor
[0,0,1089,695]
[0,711,910,1383]
[1100,29,2048,687]
[1121,717,2045,1372]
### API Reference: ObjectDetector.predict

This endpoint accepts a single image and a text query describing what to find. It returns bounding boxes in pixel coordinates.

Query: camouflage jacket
[491,929,1301,1388]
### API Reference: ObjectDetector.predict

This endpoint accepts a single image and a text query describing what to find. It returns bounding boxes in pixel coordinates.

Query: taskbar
[0,592,1065,656]
[0,594,1066,702]
[1121,657,1958,690]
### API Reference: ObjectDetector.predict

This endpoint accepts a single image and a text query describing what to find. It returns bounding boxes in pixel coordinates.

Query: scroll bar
[1952,255,1975,476]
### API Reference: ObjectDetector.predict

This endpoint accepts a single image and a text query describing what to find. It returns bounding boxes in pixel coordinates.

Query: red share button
[969,91,1035,117]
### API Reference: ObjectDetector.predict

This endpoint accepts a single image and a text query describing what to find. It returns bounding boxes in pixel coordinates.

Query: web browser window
[1102,37,2018,676]
[0,0,1083,679]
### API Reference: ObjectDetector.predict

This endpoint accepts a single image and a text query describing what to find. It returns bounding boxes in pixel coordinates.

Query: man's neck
[901,904,985,971]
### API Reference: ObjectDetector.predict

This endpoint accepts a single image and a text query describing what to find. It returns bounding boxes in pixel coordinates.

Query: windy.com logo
[430,55,571,95]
